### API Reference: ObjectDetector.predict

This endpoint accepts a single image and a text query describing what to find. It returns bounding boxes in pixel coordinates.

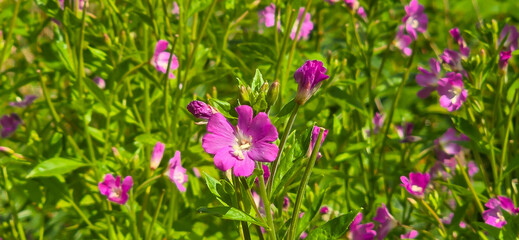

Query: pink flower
[349,213,377,240]
[294,60,329,105]
[400,230,418,239]
[290,8,314,40]
[258,4,280,29]
[168,151,188,192]
[434,128,469,156]
[283,196,290,211]
[309,126,328,159]
[171,2,179,15]
[1,113,22,138]
[395,122,421,143]
[499,51,512,71]
[324,0,341,5]
[499,24,518,52]
[192,167,201,178]
[440,49,463,73]
[344,0,359,10]
[441,212,454,225]
[150,142,165,170]
[357,7,367,20]
[9,95,37,108]
[482,196,518,228]
[151,40,179,79]
[416,58,441,98]
[300,232,308,239]
[437,72,468,112]
[449,28,470,57]
[320,206,330,214]
[93,77,106,89]
[202,105,279,177]
[98,174,133,205]
[373,203,396,240]
[394,25,413,56]
[187,100,217,120]
[400,172,430,198]
[402,0,428,40]
[468,161,479,177]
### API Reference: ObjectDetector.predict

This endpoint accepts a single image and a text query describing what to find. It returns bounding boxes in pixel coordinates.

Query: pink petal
[248,112,278,142]
[122,176,133,192]
[213,147,237,171]
[202,114,235,154]
[247,141,279,162]
[233,157,255,177]
[236,105,253,133]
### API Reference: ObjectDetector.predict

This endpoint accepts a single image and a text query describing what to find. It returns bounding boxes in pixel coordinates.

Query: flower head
[401,230,418,239]
[9,95,37,108]
[357,7,367,20]
[394,25,413,56]
[294,60,329,105]
[349,213,377,240]
[1,113,22,138]
[416,58,441,98]
[373,203,396,240]
[187,100,217,120]
[202,105,278,177]
[468,161,479,177]
[290,8,314,40]
[400,172,430,198]
[93,77,106,89]
[499,51,512,71]
[441,49,463,73]
[283,196,290,211]
[437,72,468,112]
[151,40,179,79]
[434,128,469,156]
[309,126,328,159]
[168,151,188,192]
[150,141,165,170]
[482,196,518,228]
[344,0,359,11]
[402,0,428,40]
[499,24,518,52]
[320,206,330,214]
[98,174,133,204]
[258,4,280,29]
[449,28,470,57]
[172,2,179,15]
[395,122,421,143]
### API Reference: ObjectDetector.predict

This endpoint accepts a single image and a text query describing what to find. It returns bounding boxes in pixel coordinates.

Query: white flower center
[109,188,122,199]
[232,130,252,160]
[173,170,184,183]
[496,211,505,223]
[406,17,419,29]
[411,185,423,193]
[448,86,462,104]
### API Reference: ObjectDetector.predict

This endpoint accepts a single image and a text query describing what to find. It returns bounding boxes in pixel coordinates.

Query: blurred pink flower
[402,0,427,40]
[150,141,165,170]
[437,72,467,112]
[416,58,441,98]
[401,172,430,198]
[151,40,179,79]
[394,25,413,56]
[290,8,314,40]
[168,151,188,192]
[98,174,133,205]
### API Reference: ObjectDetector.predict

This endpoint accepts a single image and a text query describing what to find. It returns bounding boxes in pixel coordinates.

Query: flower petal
[233,157,255,177]
[247,141,279,162]
[213,147,237,171]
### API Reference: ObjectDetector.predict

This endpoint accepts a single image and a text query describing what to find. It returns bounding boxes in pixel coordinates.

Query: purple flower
[416,58,441,98]
[1,113,22,138]
[435,128,469,156]
[400,230,418,239]
[283,196,290,211]
[150,141,165,170]
[402,0,427,40]
[482,196,514,228]
[202,105,279,177]
[441,212,454,225]
[171,2,179,15]
[255,164,270,184]
[440,49,463,73]
[395,123,421,143]
[187,100,217,120]
[499,51,512,71]
[437,72,468,112]
[349,213,377,240]
[309,126,328,159]
[151,40,179,79]
[320,206,330,214]
[357,7,367,20]
[258,4,279,29]
[394,25,413,56]
[300,232,308,239]
[168,151,188,192]
[373,203,396,240]
[93,77,106,89]
[449,28,470,57]
[98,174,133,205]
[499,24,518,52]
[9,95,37,108]
[344,0,359,10]
[294,60,329,105]
[468,161,478,177]
[59,0,64,9]
[400,172,430,198]
[290,8,314,40]
[373,112,384,134]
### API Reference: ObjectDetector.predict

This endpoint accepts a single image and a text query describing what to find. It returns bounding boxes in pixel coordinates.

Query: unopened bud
[0,146,14,155]
[266,81,279,106]
[187,100,217,120]
[150,142,165,170]
[112,147,121,160]
[239,86,250,104]
[294,60,329,105]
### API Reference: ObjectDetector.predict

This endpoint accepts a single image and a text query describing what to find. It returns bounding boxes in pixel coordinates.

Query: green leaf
[276,99,296,118]
[208,98,234,118]
[27,158,88,178]
[198,206,267,228]
[306,210,361,239]
[82,74,110,111]
[251,69,265,92]
[451,117,481,141]
[187,0,211,17]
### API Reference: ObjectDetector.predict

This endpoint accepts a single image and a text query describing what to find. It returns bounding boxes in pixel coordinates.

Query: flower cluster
[394,0,428,56]
[483,196,519,228]
[258,4,314,40]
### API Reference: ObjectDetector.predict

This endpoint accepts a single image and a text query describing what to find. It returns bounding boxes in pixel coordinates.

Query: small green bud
[266,81,280,106]
[239,86,250,104]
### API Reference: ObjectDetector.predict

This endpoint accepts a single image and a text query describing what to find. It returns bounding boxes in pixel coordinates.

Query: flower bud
[239,86,250,104]
[0,146,14,155]
[93,77,106,89]
[150,142,165,170]
[499,51,511,73]
[260,82,269,94]
[266,81,279,106]
[112,147,122,160]
[294,60,329,105]
[187,100,217,120]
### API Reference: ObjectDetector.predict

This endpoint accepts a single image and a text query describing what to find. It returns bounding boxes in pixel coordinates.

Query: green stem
[0,0,21,73]
[267,104,300,195]
[497,90,518,192]
[257,164,276,240]
[2,167,26,240]
[146,189,166,240]
[240,178,267,226]
[287,128,324,240]
[455,156,484,213]
[275,4,295,99]
[418,198,447,238]
[234,177,252,240]
[136,174,163,195]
